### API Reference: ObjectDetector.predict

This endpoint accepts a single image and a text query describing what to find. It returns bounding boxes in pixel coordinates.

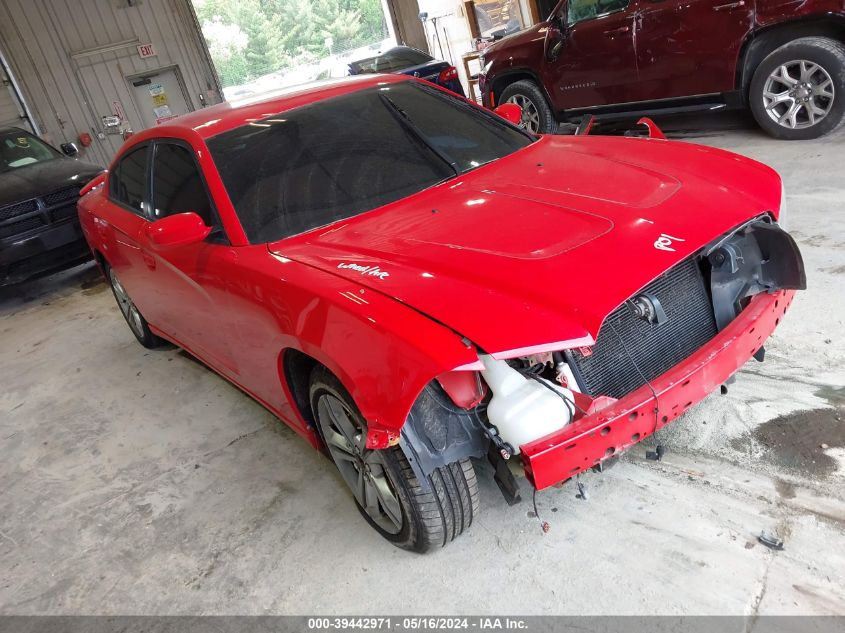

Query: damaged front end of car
[399,215,806,502]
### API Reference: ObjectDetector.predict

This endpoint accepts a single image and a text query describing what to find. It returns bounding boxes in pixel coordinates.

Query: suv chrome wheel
[506,94,541,133]
[763,60,834,130]
[315,392,403,534]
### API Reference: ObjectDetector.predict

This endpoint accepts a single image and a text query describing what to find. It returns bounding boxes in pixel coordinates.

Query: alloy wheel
[763,60,835,130]
[506,94,541,133]
[316,393,403,534]
[108,269,145,340]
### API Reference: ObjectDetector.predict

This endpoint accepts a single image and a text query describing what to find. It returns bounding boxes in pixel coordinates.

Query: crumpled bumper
[521,289,796,490]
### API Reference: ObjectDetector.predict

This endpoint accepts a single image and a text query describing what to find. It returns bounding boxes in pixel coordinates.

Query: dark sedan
[347,46,465,97]
[0,127,103,285]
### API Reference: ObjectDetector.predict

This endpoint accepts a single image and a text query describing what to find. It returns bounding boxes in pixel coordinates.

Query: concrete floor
[1,113,844,615]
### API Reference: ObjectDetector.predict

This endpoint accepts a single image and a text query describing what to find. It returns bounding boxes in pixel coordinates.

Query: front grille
[0,199,38,222]
[51,203,79,222]
[43,186,81,206]
[568,258,718,399]
[0,216,45,238]
[0,186,81,240]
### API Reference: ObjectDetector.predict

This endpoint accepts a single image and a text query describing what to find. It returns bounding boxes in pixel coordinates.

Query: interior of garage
[1,0,845,628]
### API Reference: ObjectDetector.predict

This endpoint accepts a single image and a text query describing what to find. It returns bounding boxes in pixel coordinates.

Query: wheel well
[281,348,321,428]
[491,71,543,107]
[738,17,845,98]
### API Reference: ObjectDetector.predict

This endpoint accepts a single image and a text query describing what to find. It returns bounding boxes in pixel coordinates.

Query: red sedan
[78,74,805,552]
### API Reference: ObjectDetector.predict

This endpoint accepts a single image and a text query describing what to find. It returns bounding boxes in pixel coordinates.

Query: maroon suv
[479,0,845,139]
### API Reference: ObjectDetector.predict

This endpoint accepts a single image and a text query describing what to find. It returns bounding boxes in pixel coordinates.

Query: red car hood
[270,135,781,358]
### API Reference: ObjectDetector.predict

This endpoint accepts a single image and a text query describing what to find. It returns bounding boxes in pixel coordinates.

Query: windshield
[208,81,533,243]
[0,130,61,173]
[349,47,434,74]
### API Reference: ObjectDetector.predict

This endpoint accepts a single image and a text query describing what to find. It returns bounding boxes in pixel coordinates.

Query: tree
[193,0,388,86]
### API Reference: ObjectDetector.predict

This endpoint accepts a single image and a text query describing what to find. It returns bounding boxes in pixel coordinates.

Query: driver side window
[151,142,214,227]
[566,0,630,25]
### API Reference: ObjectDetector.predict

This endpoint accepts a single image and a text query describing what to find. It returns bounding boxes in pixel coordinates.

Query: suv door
[136,139,239,374]
[636,0,755,99]
[542,0,639,110]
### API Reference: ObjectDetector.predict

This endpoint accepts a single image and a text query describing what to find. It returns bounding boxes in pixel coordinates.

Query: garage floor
[2,114,844,615]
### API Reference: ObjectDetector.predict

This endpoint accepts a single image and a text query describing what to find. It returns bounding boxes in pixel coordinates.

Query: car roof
[151,74,409,142]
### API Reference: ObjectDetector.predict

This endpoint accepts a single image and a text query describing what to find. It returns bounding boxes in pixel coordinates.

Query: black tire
[105,264,167,349]
[749,37,845,140]
[498,80,558,134]
[309,366,479,552]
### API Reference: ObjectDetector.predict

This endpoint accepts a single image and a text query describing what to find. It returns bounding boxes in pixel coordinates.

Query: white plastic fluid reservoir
[479,355,574,454]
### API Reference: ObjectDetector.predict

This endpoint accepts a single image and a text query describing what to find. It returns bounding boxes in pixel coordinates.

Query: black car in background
[347,46,466,97]
[0,127,103,286]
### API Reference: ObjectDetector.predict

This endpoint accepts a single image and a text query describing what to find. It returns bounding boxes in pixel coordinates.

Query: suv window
[151,142,214,226]
[110,146,148,215]
[566,0,629,24]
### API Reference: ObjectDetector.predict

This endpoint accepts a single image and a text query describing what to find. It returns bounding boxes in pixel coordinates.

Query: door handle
[603,25,630,37]
[713,0,745,11]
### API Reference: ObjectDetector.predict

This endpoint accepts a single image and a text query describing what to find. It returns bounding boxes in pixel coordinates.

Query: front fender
[242,251,480,447]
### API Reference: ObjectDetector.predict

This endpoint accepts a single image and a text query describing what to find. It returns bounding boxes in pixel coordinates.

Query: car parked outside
[479,0,845,139]
[347,46,466,97]
[78,74,804,552]
[0,128,103,285]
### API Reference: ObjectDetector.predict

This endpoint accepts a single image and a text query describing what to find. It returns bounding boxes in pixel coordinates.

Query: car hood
[270,135,782,358]
[0,158,104,208]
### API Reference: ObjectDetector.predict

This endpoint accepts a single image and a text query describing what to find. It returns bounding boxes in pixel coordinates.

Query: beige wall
[0,0,221,166]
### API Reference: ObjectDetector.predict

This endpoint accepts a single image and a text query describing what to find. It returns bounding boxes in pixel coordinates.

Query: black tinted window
[208,82,532,244]
[384,84,530,173]
[567,0,629,24]
[152,143,213,225]
[349,48,433,74]
[111,147,148,214]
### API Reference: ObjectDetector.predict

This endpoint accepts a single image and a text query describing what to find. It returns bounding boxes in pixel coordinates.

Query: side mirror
[494,103,523,126]
[144,212,211,250]
[61,142,79,157]
[546,18,567,61]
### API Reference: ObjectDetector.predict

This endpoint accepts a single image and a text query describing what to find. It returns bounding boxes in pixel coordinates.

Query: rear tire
[105,264,167,349]
[309,366,480,552]
[499,80,558,134]
[749,37,845,140]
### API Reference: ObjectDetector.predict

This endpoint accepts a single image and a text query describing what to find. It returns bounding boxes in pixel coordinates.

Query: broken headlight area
[401,218,805,500]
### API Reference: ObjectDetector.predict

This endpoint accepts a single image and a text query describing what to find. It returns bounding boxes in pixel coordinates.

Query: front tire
[499,80,558,134]
[309,367,479,552]
[749,37,845,140]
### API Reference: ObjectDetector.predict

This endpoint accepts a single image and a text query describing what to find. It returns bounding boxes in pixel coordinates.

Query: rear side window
[151,143,214,226]
[110,146,148,214]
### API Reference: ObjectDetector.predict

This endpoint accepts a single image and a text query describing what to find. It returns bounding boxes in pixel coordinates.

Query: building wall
[0,0,222,166]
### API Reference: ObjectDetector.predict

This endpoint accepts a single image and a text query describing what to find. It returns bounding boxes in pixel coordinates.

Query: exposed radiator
[568,258,718,399]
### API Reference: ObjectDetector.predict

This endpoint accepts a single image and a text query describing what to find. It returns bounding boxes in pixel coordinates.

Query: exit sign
[137,43,156,58]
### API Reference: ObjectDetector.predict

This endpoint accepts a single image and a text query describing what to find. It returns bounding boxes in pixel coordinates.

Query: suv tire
[309,366,479,552]
[749,37,845,140]
[499,80,558,134]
